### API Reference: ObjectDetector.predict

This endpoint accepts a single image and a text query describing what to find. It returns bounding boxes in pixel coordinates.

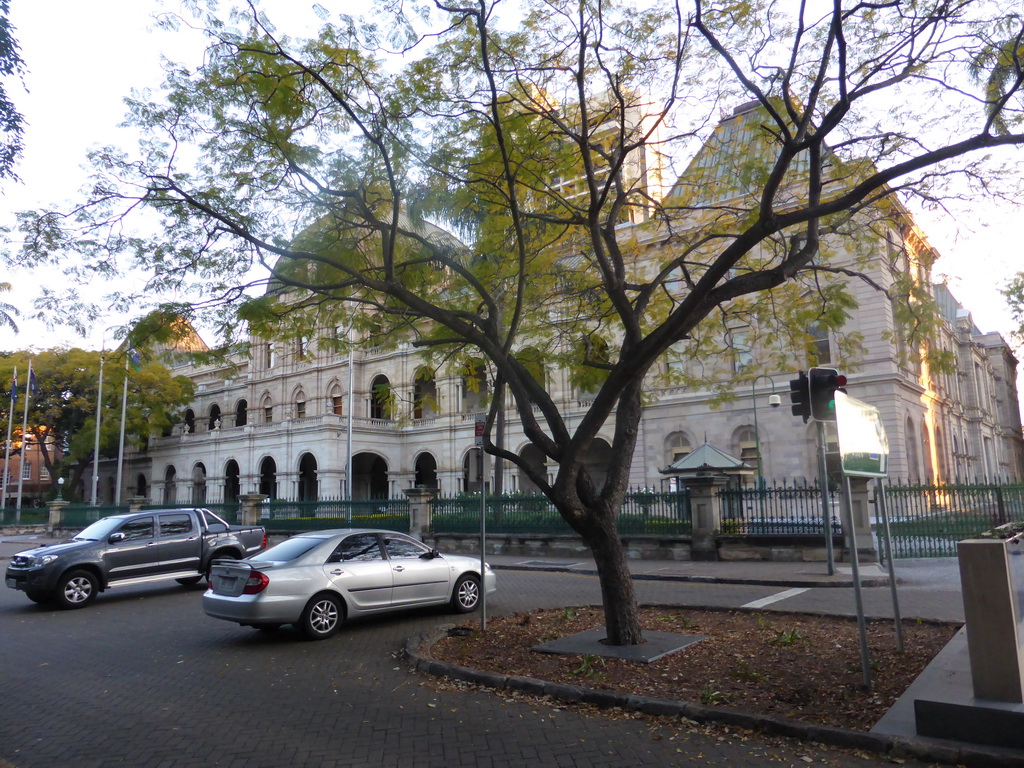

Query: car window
[331,534,384,562]
[251,537,322,562]
[158,513,193,537]
[117,516,154,542]
[383,535,430,559]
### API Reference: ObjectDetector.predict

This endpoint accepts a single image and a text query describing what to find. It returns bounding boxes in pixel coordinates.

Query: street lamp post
[751,375,781,490]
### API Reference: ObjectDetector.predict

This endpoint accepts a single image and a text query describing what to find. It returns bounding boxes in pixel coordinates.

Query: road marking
[741,588,810,609]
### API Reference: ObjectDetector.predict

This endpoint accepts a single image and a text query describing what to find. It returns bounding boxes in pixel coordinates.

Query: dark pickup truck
[5,508,266,608]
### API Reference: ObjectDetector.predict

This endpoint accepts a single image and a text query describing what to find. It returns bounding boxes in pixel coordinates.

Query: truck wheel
[451,574,481,613]
[297,593,343,640]
[55,570,98,609]
[176,576,204,586]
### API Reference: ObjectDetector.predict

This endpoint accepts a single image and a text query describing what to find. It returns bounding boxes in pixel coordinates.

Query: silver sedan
[202,529,496,640]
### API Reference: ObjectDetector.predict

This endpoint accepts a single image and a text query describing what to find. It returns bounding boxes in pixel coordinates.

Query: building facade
[87,104,1024,504]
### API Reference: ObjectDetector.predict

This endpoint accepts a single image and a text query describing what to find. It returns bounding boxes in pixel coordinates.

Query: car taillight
[243,571,270,594]
[262,532,267,549]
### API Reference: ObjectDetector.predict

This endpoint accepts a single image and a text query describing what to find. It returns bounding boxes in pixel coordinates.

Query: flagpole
[91,348,105,506]
[1,366,15,514]
[15,359,33,521]
[114,353,129,507]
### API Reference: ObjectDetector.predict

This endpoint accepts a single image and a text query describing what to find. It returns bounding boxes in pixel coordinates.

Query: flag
[129,347,142,371]
[28,368,38,397]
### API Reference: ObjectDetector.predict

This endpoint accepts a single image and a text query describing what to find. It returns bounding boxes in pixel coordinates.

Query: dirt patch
[430,606,960,732]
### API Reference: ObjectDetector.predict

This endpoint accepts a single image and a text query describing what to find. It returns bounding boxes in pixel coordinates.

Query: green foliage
[768,627,803,646]
[0,348,195,501]
[699,684,727,705]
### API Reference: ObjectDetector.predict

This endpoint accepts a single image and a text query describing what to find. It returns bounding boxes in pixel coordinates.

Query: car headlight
[27,554,58,567]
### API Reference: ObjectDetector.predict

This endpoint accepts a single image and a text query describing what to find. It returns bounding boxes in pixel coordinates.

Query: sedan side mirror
[109,532,127,543]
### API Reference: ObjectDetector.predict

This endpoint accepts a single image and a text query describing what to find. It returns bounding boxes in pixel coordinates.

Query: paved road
[0,555,958,768]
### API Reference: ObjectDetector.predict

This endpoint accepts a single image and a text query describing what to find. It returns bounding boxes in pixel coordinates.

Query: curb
[491,562,891,589]
[404,629,1021,768]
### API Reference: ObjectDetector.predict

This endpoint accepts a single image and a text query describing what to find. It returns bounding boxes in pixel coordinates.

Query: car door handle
[330,569,344,575]
[147,542,157,547]
[393,566,405,572]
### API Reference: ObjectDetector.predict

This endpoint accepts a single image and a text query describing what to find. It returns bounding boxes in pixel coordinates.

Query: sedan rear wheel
[451,574,481,613]
[298,594,343,640]
[55,570,98,609]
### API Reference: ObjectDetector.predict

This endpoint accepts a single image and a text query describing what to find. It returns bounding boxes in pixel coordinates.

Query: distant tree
[0,348,195,500]
[11,0,1024,644]
[0,281,17,332]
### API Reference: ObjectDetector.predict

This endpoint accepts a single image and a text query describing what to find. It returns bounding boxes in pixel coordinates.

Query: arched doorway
[135,474,147,500]
[298,453,318,501]
[192,463,207,505]
[414,453,438,490]
[208,404,222,430]
[224,459,240,504]
[184,409,195,434]
[164,466,177,504]
[351,452,388,498]
[259,456,278,499]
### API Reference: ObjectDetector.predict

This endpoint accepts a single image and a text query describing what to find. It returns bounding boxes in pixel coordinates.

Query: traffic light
[808,367,847,421]
[789,371,810,422]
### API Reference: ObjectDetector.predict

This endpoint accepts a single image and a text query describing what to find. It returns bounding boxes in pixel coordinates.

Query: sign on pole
[834,391,889,478]
[474,416,486,447]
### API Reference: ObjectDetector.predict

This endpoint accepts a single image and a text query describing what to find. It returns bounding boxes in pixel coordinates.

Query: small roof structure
[660,441,754,479]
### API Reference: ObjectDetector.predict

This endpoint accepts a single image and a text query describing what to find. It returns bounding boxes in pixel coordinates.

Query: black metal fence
[718,483,842,536]
[431,490,692,535]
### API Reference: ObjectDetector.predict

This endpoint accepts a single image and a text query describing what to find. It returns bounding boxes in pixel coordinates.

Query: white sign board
[834,391,889,478]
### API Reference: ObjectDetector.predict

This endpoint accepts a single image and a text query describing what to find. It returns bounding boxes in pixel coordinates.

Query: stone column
[46,500,69,534]
[404,486,437,540]
[844,476,878,561]
[238,493,269,526]
[679,474,730,561]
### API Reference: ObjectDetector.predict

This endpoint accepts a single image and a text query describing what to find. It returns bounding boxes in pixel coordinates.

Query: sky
[0,0,1022,357]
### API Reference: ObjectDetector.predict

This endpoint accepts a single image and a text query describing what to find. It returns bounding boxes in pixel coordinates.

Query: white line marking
[741,588,810,609]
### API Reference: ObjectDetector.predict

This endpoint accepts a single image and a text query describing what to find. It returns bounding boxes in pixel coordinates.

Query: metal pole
[875,478,904,652]
[842,474,871,688]
[817,421,835,575]
[91,349,105,506]
[114,354,129,507]
[15,359,33,520]
[345,334,355,522]
[2,366,16,512]
[480,444,488,632]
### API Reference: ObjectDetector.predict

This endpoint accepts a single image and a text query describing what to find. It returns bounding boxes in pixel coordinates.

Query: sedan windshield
[250,537,322,563]
[74,518,127,541]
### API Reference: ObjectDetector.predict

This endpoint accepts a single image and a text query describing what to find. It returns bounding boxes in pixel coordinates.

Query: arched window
[413,368,437,420]
[460,360,488,412]
[208,404,222,430]
[183,409,195,434]
[665,432,692,465]
[261,395,274,424]
[906,417,920,482]
[330,384,344,416]
[736,427,758,465]
[235,399,248,427]
[295,390,306,419]
[369,375,392,420]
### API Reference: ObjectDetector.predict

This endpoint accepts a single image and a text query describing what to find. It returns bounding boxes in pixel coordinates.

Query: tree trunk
[585,516,643,646]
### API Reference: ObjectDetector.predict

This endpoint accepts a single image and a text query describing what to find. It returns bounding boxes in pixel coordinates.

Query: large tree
[10,0,1024,644]
[0,348,195,501]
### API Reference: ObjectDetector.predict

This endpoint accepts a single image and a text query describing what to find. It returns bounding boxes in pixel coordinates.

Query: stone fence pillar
[404,487,437,540]
[238,493,268,526]
[46,500,69,534]
[680,474,731,561]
